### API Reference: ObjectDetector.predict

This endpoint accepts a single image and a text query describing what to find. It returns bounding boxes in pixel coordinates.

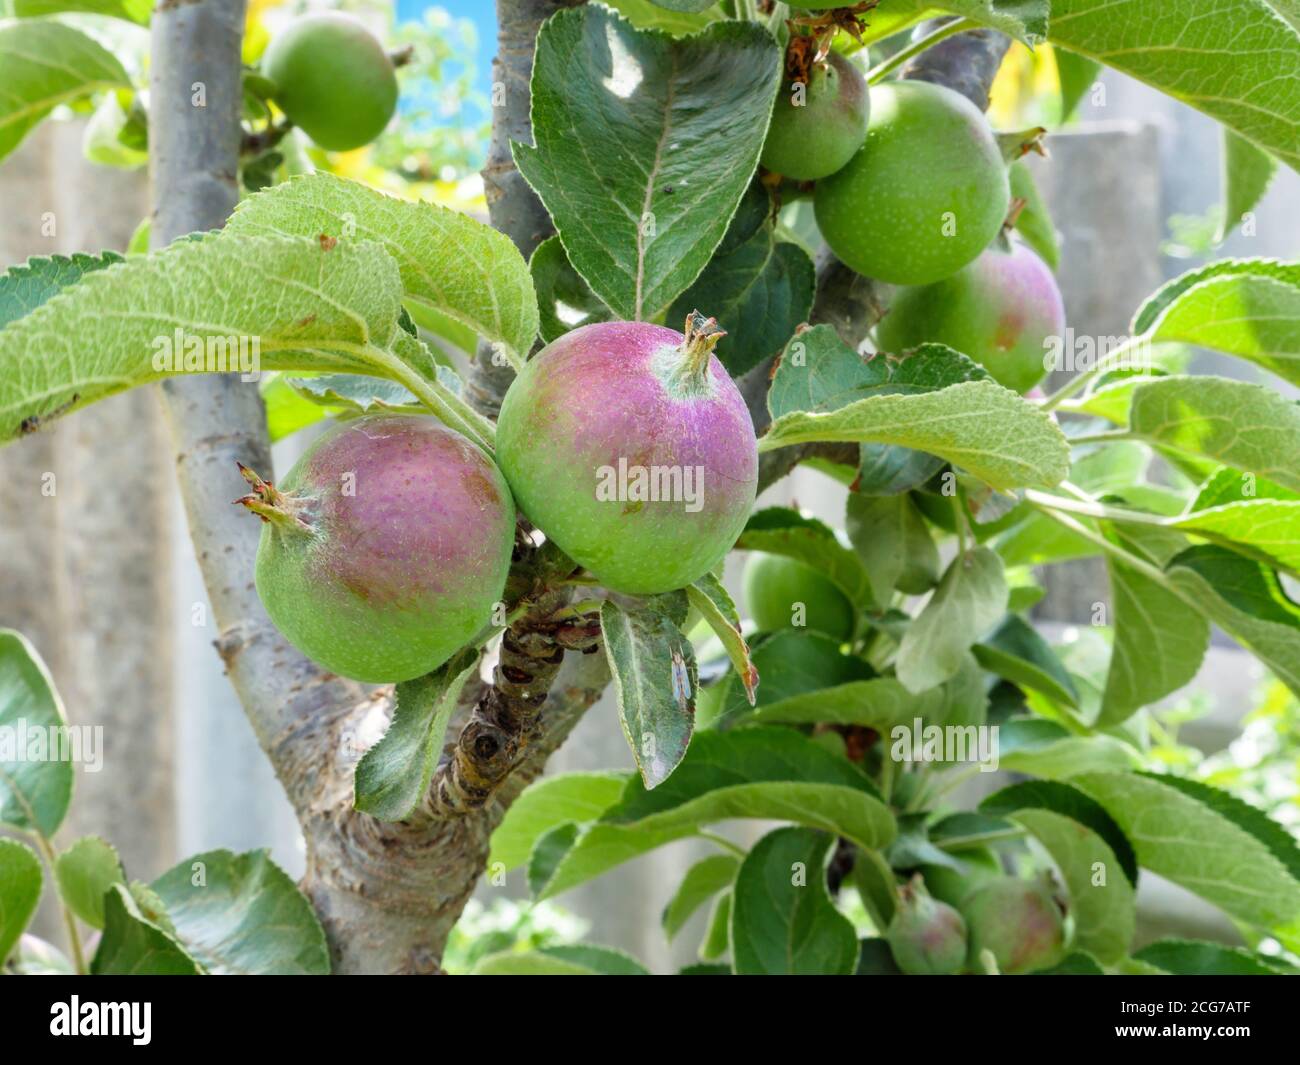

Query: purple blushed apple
[237,414,515,683]
[495,314,758,595]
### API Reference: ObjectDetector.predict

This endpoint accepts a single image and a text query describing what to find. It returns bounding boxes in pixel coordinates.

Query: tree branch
[464,0,580,418]
[150,0,364,781]
[900,20,1013,113]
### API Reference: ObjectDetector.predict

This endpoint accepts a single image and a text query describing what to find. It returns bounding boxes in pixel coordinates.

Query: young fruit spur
[814,79,1010,285]
[961,874,1068,974]
[237,414,515,684]
[886,874,969,975]
[760,48,870,181]
[260,13,398,152]
[495,315,758,595]
[876,238,1065,394]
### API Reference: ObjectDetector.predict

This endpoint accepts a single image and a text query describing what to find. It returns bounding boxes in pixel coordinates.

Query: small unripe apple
[877,239,1065,393]
[814,80,1009,285]
[261,13,398,151]
[961,874,1068,974]
[742,552,854,640]
[496,315,757,595]
[886,874,968,975]
[761,50,869,181]
[238,414,515,683]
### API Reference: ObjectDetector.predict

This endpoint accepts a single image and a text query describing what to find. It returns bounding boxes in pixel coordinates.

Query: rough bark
[901,21,1013,113]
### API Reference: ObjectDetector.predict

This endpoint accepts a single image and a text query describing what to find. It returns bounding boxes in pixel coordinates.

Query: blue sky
[397,0,496,99]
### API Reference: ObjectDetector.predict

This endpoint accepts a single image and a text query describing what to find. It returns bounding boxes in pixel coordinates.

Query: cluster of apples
[763,27,1065,394]
[242,317,757,683]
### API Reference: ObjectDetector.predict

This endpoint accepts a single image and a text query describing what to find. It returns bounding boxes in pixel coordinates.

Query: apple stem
[679,310,727,382]
[232,461,313,534]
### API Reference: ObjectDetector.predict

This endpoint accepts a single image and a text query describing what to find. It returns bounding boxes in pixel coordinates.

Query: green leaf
[1048,0,1300,171]
[699,890,731,961]
[686,574,758,704]
[606,0,722,35]
[54,836,125,930]
[668,192,814,375]
[896,547,1008,694]
[995,441,1152,566]
[871,0,1048,44]
[260,374,329,442]
[1192,465,1299,509]
[529,235,612,344]
[0,838,42,966]
[1167,544,1300,698]
[730,827,858,975]
[0,629,73,836]
[973,614,1079,707]
[643,0,716,13]
[488,771,629,871]
[531,727,895,898]
[604,726,890,830]
[1139,264,1300,387]
[845,490,940,604]
[1134,937,1292,976]
[997,719,1138,780]
[1071,772,1300,927]
[151,849,330,975]
[736,507,873,607]
[761,380,1070,492]
[769,328,990,421]
[92,885,202,975]
[857,445,944,496]
[287,373,426,415]
[354,650,480,822]
[1172,499,1300,577]
[0,234,407,445]
[1125,375,1300,494]
[471,950,593,975]
[402,298,478,355]
[527,822,583,899]
[1004,807,1136,964]
[535,943,650,975]
[1038,952,1106,974]
[513,5,782,321]
[1150,773,1300,884]
[749,676,945,733]
[0,251,125,329]
[601,597,697,789]
[1099,527,1210,726]
[768,329,990,493]
[1133,259,1300,334]
[707,629,875,730]
[10,0,151,22]
[1216,130,1278,243]
[1009,162,1059,270]
[1052,46,1101,120]
[662,853,740,942]
[0,20,130,163]
[225,171,538,365]
[980,779,1139,885]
